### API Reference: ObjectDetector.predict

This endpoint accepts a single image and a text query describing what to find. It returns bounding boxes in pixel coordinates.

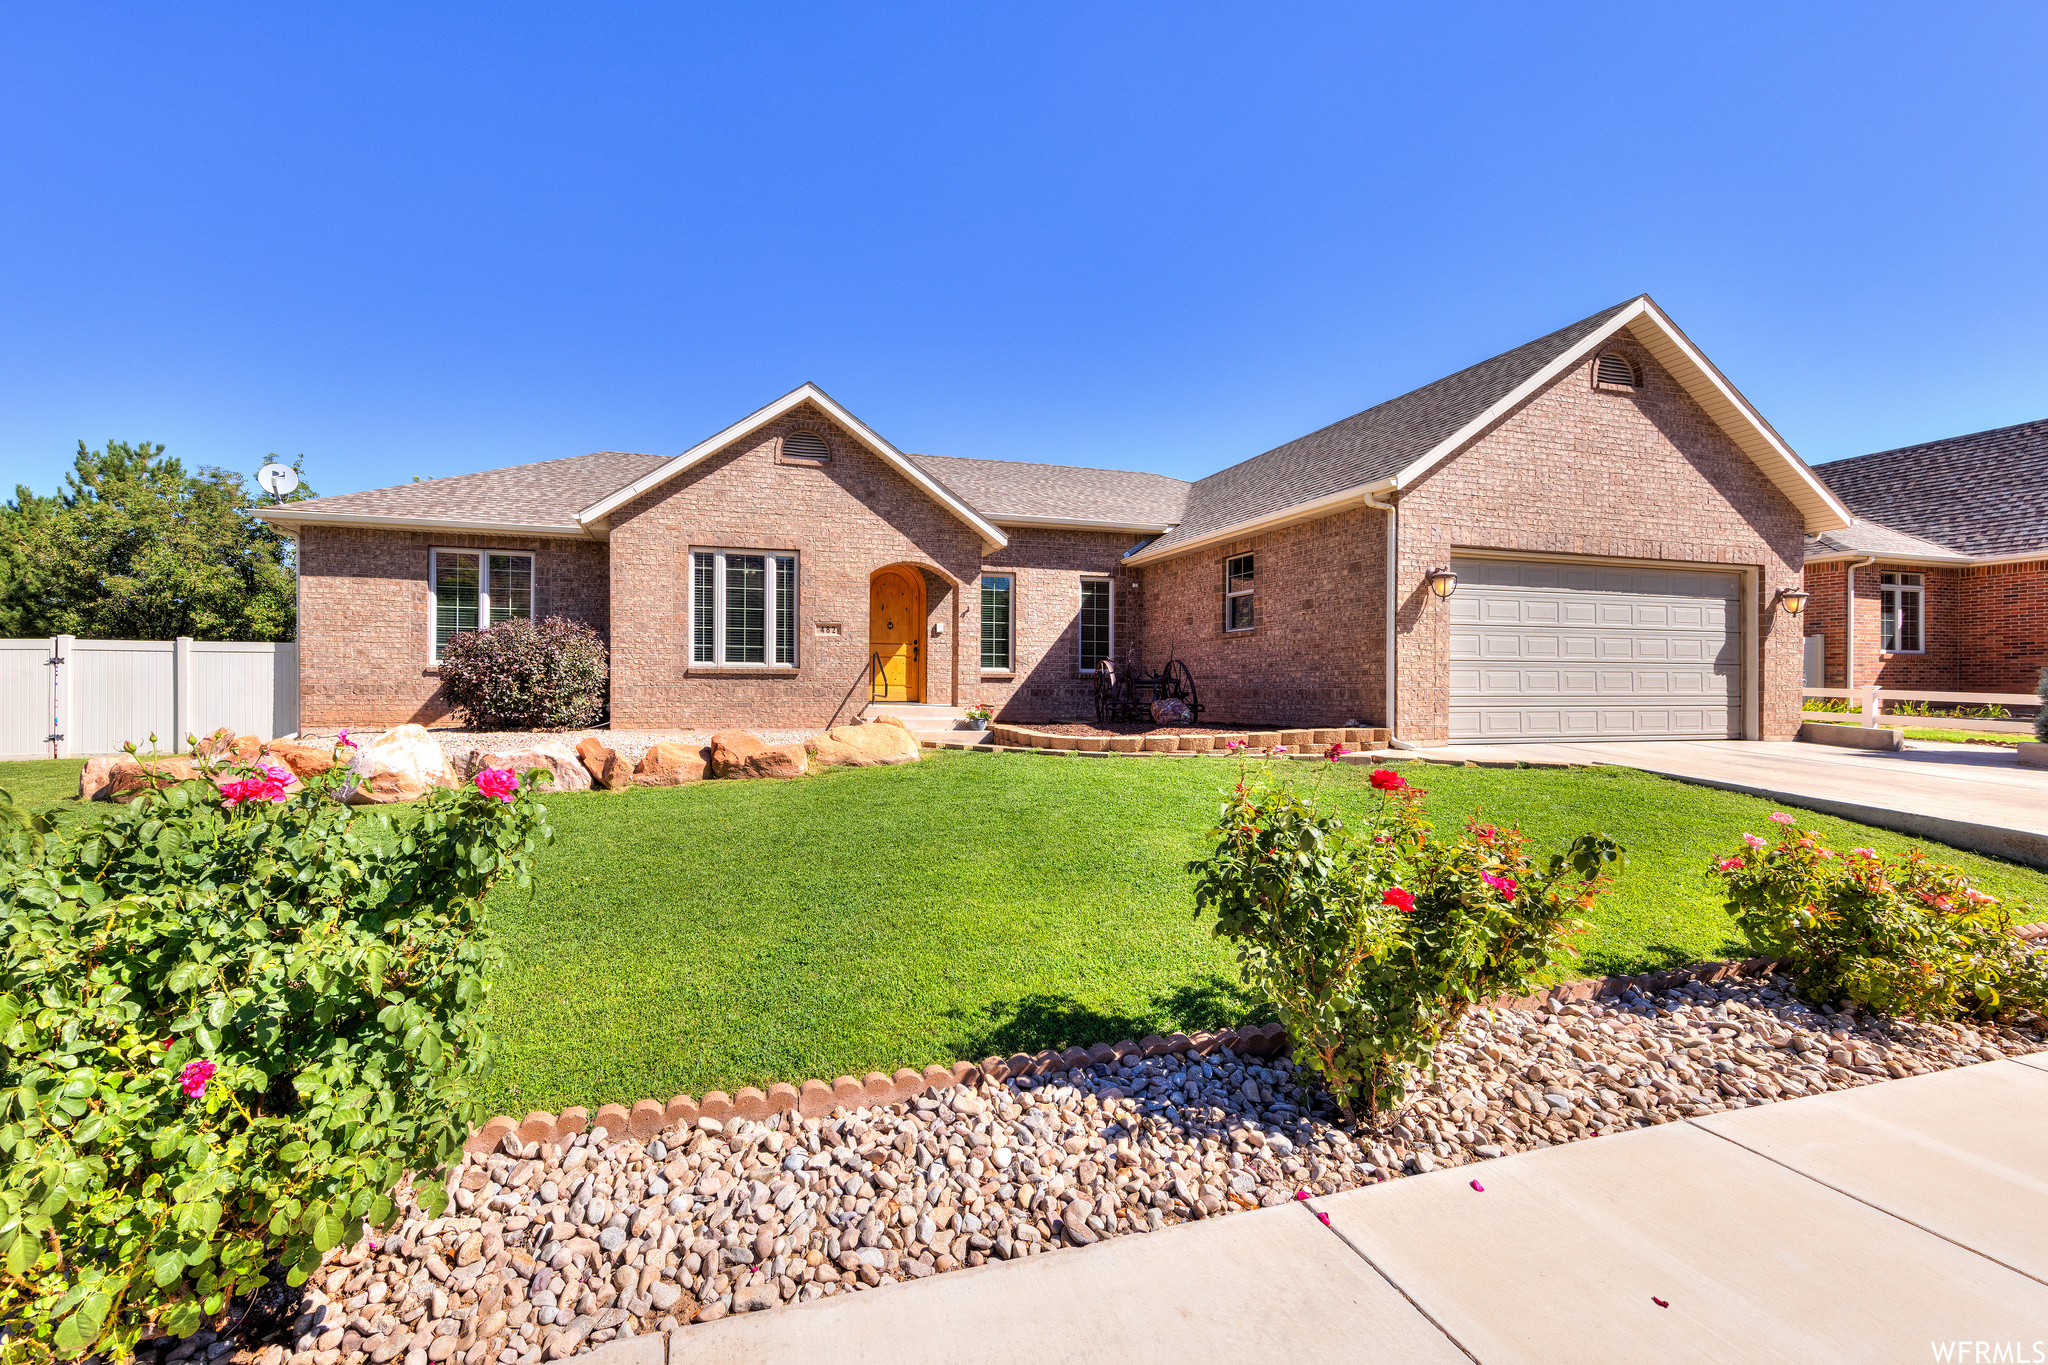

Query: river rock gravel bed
[182,973,2044,1365]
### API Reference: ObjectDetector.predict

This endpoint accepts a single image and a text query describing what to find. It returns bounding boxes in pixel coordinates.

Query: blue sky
[3,2,2045,501]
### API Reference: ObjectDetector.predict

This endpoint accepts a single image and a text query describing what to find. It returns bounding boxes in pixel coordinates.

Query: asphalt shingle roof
[1141,299,1640,552]
[277,451,670,529]
[1814,418,2048,558]
[1805,520,1973,562]
[906,454,1189,527]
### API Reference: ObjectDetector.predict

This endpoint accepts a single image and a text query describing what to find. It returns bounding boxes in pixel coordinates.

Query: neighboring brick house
[1801,418,2048,696]
[258,295,1857,743]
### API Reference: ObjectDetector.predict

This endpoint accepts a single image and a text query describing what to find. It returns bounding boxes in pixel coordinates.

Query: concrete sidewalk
[1474,738,2048,867]
[603,1059,2048,1364]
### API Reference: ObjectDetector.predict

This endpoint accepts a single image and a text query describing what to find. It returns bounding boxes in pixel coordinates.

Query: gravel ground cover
[195,969,2044,1365]
[1025,721,1318,737]
[295,729,815,766]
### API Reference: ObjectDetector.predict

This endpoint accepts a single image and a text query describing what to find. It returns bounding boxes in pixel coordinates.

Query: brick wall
[1839,563,1966,691]
[605,402,991,730]
[1394,327,1809,743]
[976,529,1145,723]
[1957,560,2048,695]
[1804,561,1848,687]
[1124,507,1387,727]
[298,527,609,727]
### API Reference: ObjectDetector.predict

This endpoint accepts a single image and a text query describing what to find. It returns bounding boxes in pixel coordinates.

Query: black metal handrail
[870,651,889,699]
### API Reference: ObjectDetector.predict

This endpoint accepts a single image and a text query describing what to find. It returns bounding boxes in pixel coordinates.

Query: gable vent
[783,430,830,462]
[1595,351,1639,388]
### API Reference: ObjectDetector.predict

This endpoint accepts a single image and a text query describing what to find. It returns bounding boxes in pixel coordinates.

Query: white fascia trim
[1386,296,1854,534]
[1122,482,1393,566]
[994,514,1177,533]
[1806,546,2046,569]
[252,509,594,539]
[575,382,1009,547]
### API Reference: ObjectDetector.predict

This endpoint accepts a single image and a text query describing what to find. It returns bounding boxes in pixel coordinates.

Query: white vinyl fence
[1,637,299,760]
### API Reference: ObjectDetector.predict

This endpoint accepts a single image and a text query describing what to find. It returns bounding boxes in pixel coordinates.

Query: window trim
[1879,570,1925,655]
[1078,577,1113,674]
[690,547,801,668]
[428,547,536,663]
[1223,553,1255,633]
[980,573,1014,674]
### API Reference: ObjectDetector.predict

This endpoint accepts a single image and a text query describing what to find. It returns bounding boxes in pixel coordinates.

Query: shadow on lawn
[1576,937,1748,980]
[943,974,1270,1060]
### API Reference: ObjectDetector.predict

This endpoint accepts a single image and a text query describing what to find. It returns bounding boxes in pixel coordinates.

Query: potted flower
[965,701,995,731]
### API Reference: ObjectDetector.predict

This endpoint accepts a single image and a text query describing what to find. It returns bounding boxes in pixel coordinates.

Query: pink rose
[1481,872,1517,898]
[336,728,357,749]
[218,776,290,807]
[1716,856,1744,871]
[1743,834,1768,849]
[1271,745,1289,754]
[179,1059,217,1099]
[1769,812,1795,825]
[1849,847,1877,858]
[474,767,518,803]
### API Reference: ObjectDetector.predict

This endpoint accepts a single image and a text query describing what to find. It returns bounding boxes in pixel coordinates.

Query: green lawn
[1800,715,2027,745]
[8,751,2047,1116]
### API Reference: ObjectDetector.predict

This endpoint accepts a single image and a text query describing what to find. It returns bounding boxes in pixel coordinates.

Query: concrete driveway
[1434,738,2048,867]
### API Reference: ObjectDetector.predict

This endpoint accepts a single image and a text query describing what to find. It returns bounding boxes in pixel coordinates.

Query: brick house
[257,295,1856,744]
[1801,418,2048,696]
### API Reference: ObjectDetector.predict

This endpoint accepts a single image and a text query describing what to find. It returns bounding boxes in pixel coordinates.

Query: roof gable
[1813,418,2048,558]
[578,383,1008,547]
[1127,296,1851,564]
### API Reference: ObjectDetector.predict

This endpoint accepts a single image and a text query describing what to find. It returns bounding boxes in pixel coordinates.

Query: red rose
[1369,769,1407,792]
[1382,886,1416,913]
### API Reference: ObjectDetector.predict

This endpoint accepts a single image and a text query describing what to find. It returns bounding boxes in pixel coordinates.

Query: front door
[869,569,923,702]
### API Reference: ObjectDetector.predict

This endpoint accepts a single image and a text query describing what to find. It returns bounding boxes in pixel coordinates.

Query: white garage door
[1448,557,1743,743]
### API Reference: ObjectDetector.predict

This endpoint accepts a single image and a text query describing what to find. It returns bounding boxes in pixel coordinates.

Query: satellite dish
[257,463,301,498]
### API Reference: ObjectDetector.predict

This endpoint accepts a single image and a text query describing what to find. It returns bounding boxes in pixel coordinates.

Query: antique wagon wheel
[1162,657,1202,718]
[1093,660,1119,724]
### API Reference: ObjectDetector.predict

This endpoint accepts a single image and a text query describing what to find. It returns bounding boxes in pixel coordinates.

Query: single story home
[1801,417,2048,695]
[257,295,1855,744]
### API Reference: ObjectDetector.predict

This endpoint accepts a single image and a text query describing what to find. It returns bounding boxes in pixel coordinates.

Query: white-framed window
[431,548,534,662]
[1880,571,1923,653]
[1078,578,1112,672]
[691,549,799,666]
[1224,553,1254,631]
[981,575,1013,672]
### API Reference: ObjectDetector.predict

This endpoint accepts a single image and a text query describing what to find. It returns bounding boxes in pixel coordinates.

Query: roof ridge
[909,452,1191,485]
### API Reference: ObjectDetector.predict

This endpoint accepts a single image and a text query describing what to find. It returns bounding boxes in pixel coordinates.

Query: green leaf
[313,1212,345,1252]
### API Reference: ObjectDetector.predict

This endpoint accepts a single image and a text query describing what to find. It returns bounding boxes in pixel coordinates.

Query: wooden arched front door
[869,568,924,702]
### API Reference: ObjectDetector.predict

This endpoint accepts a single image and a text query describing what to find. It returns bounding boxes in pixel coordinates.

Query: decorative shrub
[1711,814,2047,1019]
[436,616,609,730]
[0,741,552,1360]
[1190,761,1622,1119]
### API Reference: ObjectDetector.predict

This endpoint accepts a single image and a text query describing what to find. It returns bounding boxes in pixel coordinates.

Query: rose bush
[435,616,609,730]
[1190,760,1622,1119]
[0,739,553,1360]
[1711,814,2047,1019]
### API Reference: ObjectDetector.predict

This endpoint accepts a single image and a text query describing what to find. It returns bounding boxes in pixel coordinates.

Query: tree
[0,441,316,641]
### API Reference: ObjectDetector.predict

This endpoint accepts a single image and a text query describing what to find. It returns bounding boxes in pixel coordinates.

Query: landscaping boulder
[463,739,592,793]
[195,727,263,762]
[261,739,340,781]
[100,755,204,802]
[709,730,808,780]
[78,756,113,801]
[575,737,629,789]
[806,722,922,768]
[345,723,459,804]
[873,714,910,732]
[633,741,712,786]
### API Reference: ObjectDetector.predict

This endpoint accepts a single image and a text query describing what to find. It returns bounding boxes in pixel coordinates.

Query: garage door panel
[1447,556,1742,742]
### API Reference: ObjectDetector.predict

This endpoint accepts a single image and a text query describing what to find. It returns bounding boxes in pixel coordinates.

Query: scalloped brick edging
[462,1021,1291,1153]
[986,724,1389,754]
[466,935,2048,1155]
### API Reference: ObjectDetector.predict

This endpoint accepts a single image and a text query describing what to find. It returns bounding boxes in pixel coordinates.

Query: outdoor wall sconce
[1775,588,1810,617]
[1426,567,1458,601]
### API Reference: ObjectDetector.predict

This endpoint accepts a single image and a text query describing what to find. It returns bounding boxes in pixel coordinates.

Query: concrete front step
[864,702,980,731]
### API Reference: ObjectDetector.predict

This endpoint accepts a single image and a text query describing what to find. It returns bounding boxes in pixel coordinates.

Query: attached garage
[1447,557,1745,742]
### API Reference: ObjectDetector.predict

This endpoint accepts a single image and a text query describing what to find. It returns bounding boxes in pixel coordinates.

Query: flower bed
[987,723,1388,753]
[190,961,2043,1365]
